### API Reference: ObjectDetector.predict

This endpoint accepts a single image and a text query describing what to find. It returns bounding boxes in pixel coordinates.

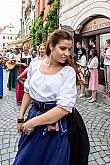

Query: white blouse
[88,57,98,68]
[77,55,86,67]
[24,60,77,113]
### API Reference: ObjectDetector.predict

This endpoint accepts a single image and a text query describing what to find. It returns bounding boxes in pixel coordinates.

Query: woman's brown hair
[46,29,84,85]
[90,48,98,58]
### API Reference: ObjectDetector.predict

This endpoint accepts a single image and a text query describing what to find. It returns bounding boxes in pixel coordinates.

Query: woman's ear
[49,44,52,51]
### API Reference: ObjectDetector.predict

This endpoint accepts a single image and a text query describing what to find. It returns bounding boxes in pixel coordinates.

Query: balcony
[47,0,54,5]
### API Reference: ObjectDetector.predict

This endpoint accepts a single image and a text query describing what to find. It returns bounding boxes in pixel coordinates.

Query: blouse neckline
[38,64,67,76]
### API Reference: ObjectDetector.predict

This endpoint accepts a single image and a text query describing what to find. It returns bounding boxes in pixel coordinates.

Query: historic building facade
[0,23,18,50]
[35,0,54,23]
[59,0,110,91]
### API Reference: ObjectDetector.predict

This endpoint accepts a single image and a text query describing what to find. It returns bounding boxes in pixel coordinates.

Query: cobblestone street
[0,70,110,165]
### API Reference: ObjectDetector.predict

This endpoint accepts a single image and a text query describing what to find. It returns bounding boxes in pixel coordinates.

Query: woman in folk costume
[7,47,20,90]
[0,55,3,98]
[16,45,31,104]
[17,43,47,79]
[13,29,89,165]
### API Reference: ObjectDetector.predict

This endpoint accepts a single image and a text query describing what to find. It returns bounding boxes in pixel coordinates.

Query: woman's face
[39,45,46,56]
[50,39,72,64]
[105,41,110,48]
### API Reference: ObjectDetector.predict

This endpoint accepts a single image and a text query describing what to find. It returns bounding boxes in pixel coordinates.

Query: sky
[0,0,21,31]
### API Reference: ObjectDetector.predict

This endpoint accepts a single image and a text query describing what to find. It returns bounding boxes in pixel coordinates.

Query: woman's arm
[17,67,29,79]
[18,93,32,119]
[16,61,27,67]
[17,93,32,134]
[21,107,69,134]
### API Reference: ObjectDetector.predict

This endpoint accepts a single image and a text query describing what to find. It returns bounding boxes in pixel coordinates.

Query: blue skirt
[0,65,3,97]
[13,101,70,165]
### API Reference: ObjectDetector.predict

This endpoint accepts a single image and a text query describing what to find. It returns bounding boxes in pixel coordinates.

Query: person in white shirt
[87,48,99,103]
[7,47,20,90]
[77,47,87,97]
[104,39,110,95]
[17,43,47,79]
[13,29,79,165]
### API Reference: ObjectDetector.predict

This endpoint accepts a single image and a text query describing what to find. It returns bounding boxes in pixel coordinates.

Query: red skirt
[16,67,27,103]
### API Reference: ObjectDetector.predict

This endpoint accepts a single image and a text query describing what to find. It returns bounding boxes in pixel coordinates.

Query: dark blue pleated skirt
[13,101,70,165]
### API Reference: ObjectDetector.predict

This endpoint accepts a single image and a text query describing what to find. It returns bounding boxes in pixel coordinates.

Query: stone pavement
[0,70,110,165]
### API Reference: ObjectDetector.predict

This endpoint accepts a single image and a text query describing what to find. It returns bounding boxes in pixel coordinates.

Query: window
[7,36,9,40]
[38,1,40,16]
[10,37,12,40]
[43,0,45,9]
[47,0,54,5]
[3,43,5,46]
[3,36,5,39]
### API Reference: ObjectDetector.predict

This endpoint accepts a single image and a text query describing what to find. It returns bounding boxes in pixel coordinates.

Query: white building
[59,0,110,92]
[0,23,19,50]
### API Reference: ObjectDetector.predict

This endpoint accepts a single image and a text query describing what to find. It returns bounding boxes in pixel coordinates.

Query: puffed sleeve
[56,67,77,113]
[24,65,32,93]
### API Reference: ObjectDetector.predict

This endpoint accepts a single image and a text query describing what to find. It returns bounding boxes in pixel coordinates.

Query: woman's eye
[68,48,72,51]
[60,47,66,50]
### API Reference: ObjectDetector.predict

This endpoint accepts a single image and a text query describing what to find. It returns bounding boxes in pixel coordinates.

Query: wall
[59,0,110,30]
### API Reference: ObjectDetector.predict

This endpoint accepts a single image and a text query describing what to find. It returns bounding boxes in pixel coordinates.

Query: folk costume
[16,53,31,103]
[7,53,20,90]
[13,60,89,165]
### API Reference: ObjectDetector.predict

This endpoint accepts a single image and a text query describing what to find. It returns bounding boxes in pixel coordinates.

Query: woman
[77,47,87,97]
[7,47,20,90]
[13,29,89,165]
[88,48,99,103]
[17,43,47,79]
[0,55,3,98]
[16,45,31,104]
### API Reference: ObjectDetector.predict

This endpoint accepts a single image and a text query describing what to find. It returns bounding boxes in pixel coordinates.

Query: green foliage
[30,0,60,47]
[42,0,60,42]
[30,17,43,47]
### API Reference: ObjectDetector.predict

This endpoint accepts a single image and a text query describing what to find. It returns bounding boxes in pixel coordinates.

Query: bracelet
[17,118,24,123]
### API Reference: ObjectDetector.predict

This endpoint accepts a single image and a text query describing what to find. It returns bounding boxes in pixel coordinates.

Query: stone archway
[71,1,110,31]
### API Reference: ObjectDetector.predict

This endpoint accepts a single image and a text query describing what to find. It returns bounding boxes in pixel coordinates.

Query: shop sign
[82,18,110,33]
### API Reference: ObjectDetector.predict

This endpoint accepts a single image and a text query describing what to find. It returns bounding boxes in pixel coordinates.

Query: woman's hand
[17,75,22,80]
[17,123,23,134]
[22,63,27,67]
[21,119,35,135]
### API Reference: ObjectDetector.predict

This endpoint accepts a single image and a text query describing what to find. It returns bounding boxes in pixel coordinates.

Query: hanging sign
[82,18,110,33]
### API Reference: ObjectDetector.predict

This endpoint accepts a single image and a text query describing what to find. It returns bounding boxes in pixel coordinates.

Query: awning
[8,37,32,47]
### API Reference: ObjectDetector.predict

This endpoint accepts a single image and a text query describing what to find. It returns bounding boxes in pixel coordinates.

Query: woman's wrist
[17,115,24,124]
[17,118,24,124]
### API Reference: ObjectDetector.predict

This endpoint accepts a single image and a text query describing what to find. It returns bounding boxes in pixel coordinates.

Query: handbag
[83,66,90,77]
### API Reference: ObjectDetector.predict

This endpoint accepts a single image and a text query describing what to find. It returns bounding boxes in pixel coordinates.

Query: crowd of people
[0,35,110,103]
[0,28,110,164]
[75,38,110,100]
[75,39,99,103]
[0,43,47,103]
